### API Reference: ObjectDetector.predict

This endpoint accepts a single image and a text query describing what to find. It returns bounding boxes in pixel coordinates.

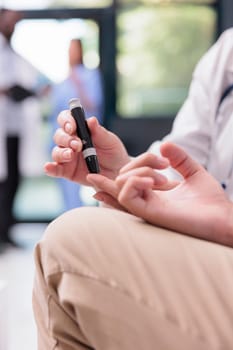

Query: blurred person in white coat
[0,8,48,248]
[148,28,233,199]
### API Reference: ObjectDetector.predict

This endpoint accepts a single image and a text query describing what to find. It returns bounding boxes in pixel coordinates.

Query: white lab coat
[149,28,233,201]
[0,33,46,179]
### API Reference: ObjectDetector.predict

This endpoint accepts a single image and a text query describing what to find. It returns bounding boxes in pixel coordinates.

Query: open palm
[118,142,230,244]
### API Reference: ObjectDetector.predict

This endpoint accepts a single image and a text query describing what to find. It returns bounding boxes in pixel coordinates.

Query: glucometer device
[69,98,100,174]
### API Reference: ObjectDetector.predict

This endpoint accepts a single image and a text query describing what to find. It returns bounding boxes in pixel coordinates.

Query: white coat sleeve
[148,28,233,169]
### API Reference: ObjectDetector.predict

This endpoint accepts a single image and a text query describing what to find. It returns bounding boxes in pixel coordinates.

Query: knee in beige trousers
[32,206,233,350]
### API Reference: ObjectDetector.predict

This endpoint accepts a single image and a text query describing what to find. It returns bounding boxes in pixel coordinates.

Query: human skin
[45,110,233,247]
[44,111,169,185]
[87,142,233,248]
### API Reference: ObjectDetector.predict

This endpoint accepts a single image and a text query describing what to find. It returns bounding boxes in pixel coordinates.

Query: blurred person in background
[0,8,49,250]
[49,38,103,211]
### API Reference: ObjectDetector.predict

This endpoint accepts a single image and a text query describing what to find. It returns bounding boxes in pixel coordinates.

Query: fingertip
[57,109,70,125]
[70,139,82,150]
[44,161,50,171]
[160,141,176,157]
[87,116,100,133]
[64,122,73,135]
[43,167,48,175]
[156,156,170,169]
[160,141,201,178]
[43,162,54,175]
[58,110,78,135]
[93,191,104,202]
[62,149,72,160]
[127,175,154,188]
[160,142,187,165]
[155,172,168,185]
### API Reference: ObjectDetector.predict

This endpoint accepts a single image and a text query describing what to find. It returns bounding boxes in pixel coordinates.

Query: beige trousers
[33,206,233,350]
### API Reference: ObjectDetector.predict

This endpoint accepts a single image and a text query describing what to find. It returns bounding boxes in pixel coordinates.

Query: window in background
[49,0,113,8]
[118,0,216,5]
[1,0,112,10]
[116,3,217,118]
[12,18,99,83]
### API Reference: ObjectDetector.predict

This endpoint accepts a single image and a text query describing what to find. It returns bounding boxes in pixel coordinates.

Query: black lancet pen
[69,98,100,174]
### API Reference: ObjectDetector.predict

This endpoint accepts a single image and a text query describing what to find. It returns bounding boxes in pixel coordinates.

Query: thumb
[160,142,203,179]
[87,117,117,147]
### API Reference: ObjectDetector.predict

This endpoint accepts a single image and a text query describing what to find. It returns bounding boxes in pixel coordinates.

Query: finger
[44,162,65,178]
[160,142,203,179]
[87,174,118,198]
[57,110,77,135]
[116,167,168,189]
[93,191,126,211]
[60,114,109,150]
[87,117,119,149]
[58,109,100,137]
[158,179,180,190]
[53,128,82,151]
[119,152,169,174]
[51,146,76,163]
[118,176,154,214]
[86,116,101,137]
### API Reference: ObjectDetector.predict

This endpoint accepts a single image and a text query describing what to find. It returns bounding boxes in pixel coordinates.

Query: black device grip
[71,105,93,150]
[69,98,100,173]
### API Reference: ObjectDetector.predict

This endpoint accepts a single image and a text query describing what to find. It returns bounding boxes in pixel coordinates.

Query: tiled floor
[0,223,47,350]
